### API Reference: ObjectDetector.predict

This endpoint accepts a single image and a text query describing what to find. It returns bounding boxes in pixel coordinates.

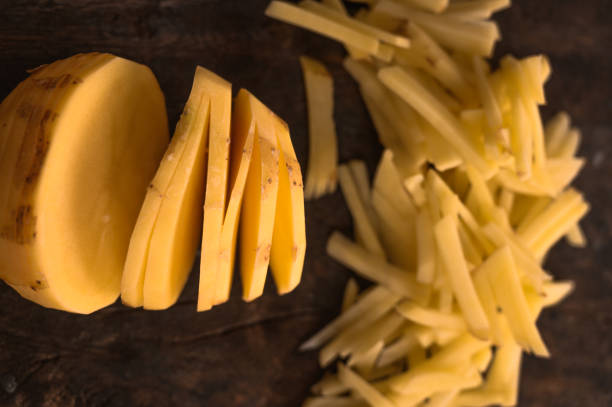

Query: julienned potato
[263,0,589,406]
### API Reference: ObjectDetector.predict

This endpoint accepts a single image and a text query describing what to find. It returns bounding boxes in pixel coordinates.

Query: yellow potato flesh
[121,68,209,308]
[142,76,211,310]
[239,92,280,301]
[196,70,232,311]
[270,114,306,294]
[0,53,169,313]
[212,90,257,305]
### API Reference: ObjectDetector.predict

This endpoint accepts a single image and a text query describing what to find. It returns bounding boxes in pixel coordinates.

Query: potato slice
[0,53,169,314]
[212,90,257,304]
[270,110,306,295]
[196,71,232,311]
[239,92,281,301]
[142,70,212,310]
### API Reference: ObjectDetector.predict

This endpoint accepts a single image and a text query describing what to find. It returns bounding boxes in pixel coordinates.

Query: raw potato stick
[444,0,511,20]
[300,0,411,48]
[416,210,436,284]
[300,285,393,351]
[398,22,475,105]
[376,1,500,56]
[337,363,396,407]
[319,293,401,366]
[327,232,428,302]
[349,340,384,374]
[434,215,490,339]
[301,56,338,199]
[396,301,467,331]
[483,246,549,356]
[342,278,360,312]
[337,165,385,256]
[565,223,587,248]
[371,189,416,269]
[545,111,570,156]
[398,0,449,13]
[321,0,370,60]
[311,373,348,396]
[265,1,381,56]
[348,160,373,213]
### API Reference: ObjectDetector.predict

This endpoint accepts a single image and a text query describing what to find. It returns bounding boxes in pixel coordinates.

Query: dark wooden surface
[0,1,610,406]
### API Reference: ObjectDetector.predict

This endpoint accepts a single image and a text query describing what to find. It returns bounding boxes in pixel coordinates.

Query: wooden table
[0,1,610,406]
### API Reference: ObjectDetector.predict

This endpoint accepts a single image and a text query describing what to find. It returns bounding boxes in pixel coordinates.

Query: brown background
[0,1,610,406]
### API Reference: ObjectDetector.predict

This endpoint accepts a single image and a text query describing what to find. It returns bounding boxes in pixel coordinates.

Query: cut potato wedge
[0,53,169,314]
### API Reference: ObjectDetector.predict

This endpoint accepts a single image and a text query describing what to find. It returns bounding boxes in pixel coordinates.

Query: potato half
[0,53,169,313]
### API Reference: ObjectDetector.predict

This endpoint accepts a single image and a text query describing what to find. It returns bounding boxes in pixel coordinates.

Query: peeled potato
[0,53,169,314]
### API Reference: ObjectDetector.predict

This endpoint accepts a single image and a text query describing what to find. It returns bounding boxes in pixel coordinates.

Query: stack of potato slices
[121,67,306,311]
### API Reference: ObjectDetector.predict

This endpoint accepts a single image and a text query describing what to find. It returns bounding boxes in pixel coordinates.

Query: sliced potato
[239,92,281,301]
[196,70,232,311]
[212,89,257,304]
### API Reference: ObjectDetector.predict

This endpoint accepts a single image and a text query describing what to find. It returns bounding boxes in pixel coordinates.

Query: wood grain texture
[0,1,610,406]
